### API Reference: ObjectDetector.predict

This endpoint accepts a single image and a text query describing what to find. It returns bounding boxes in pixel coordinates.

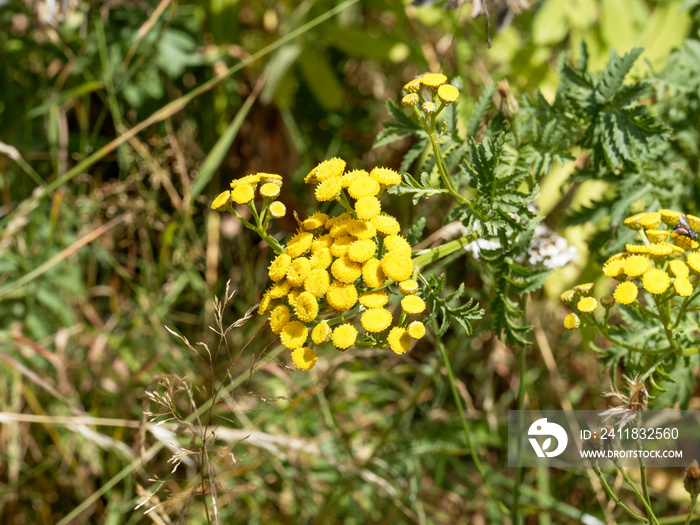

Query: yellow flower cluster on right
[253,159,428,370]
[562,210,700,330]
[401,73,459,116]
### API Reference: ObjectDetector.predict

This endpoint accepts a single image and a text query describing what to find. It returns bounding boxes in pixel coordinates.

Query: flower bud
[684,460,700,497]
[497,79,519,119]
[560,289,576,305]
[402,93,419,107]
[422,101,437,115]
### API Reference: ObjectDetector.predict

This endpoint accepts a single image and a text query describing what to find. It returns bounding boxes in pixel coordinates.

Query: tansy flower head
[382,251,414,282]
[688,214,700,231]
[348,175,380,200]
[370,167,402,188]
[384,235,412,254]
[687,252,700,273]
[660,209,682,225]
[672,232,700,251]
[347,239,377,263]
[559,289,576,305]
[304,268,330,297]
[403,77,422,93]
[437,84,459,104]
[258,292,272,314]
[399,279,419,295]
[280,321,308,350]
[639,212,661,230]
[295,291,319,323]
[623,255,650,277]
[674,277,693,297]
[230,174,261,188]
[287,288,303,307]
[401,295,426,315]
[269,305,291,334]
[331,255,363,283]
[326,281,358,311]
[325,212,351,230]
[402,93,419,107]
[315,176,343,202]
[422,101,437,114]
[563,313,580,330]
[310,248,333,270]
[574,282,594,296]
[268,280,291,299]
[269,253,292,282]
[258,172,282,184]
[211,191,231,210]
[332,324,357,350]
[347,220,377,240]
[291,347,317,371]
[330,235,354,257]
[355,196,381,220]
[645,230,669,243]
[361,308,393,332]
[286,257,311,287]
[269,201,286,218]
[312,233,334,253]
[407,321,426,339]
[624,212,648,230]
[359,290,389,308]
[303,212,329,231]
[329,218,354,238]
[670,260,690,279]
[388,326,412,354]
[642,268,670,295]
[286,231,314,259]
[577,297,597,314]
[341,169,367,189]
[614,281,638,305]
[421,73,447,89]
[311,322,331,344]
[305,157,346,184]
[260,182,281,199]
[371,214,401,236]
[362,258,387,288]
[231,184,255,204]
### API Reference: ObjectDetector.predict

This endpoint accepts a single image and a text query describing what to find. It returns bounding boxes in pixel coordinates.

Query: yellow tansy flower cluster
[246,159,428,369]
[564,210,700,330]
[402,73,459,118]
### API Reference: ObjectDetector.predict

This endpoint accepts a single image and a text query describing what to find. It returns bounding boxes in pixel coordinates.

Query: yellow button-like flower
[407,321,426,339]
[269,253,292,282]
[384,235,412,254]
[371,214,401,236]
[347,219,377,240]
[325,212,351,230]
[624,213,647,230]
[563,313,580,330]
[341,169,367,189]
[347,239,377,263]
[315,176,343,202]
[399,279,419,295]
[230,174,261,188]
[269,305,291,334]
[688,214,700,231]
[211,191,232,210]
[576,297,597,314]
[295,291,319,323]
[303,212,329,231]
[332,324,357,350]
[614,281,638,305]
[645,229,670,243]
[670,260,690,279]
[573,282,595,296]
[674,277,693,297]
[402,93,419,107]
[359,290,389,308]
[437,84,459,104]
[258,172,282,184]
[401,295,426,315]
[258,291,272,314]
[362,258,387,288]
[311,322,331,344]
[330,235,354,257]
[231,184,255,204]
[639,212,661,230]
[660,209,682,225]
[305,157,346,184]
[422,101,437,114]
[326,281,358,311]
[348,175,380,200]
[286,257,311,287]
[280,321,308,350]
[312,233,334,253]
[388,326,412,354]
[687,252,700,273]
[672,232,700,251]
[642,268,670,295]
[355,196,381,220]
[329,218,354,238]
[361,308,393,333]
[331,255,363,283]
[286,232,314,259]
[623,255,650,277]
[268,201,286,218]
[287,288,303,308]
[559,289,576,305]
[268,280,291,299]
[382,251,414,282]
[310,248,333,270]
[602,259,626,279]
[626,244,650,254]
[260,182,281,199]
[370,167,402,188]
[291,347,317,370]
[647,242,675,260]
[420,73,447,89]
[304,268,330,297]
[403,77,422,93]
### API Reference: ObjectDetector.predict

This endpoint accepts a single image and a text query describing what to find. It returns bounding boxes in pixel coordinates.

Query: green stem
[412,234,478,269]
[431,321,510,516]
[617,463,660,525]
[685,494,698,525]
[653,294,681,354]
[636,429,652,517]
[591,463,649,522]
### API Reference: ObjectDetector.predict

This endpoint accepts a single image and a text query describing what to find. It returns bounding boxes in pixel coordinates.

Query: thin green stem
[431,321,510,516]
[617,463,660,525]
[591,464,649,522]
[685,494,698,525]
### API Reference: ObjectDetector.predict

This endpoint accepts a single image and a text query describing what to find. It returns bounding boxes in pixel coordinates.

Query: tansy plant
[563,210,700,405]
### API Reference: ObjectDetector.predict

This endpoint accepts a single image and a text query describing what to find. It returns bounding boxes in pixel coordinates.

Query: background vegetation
[1,0,700,523]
